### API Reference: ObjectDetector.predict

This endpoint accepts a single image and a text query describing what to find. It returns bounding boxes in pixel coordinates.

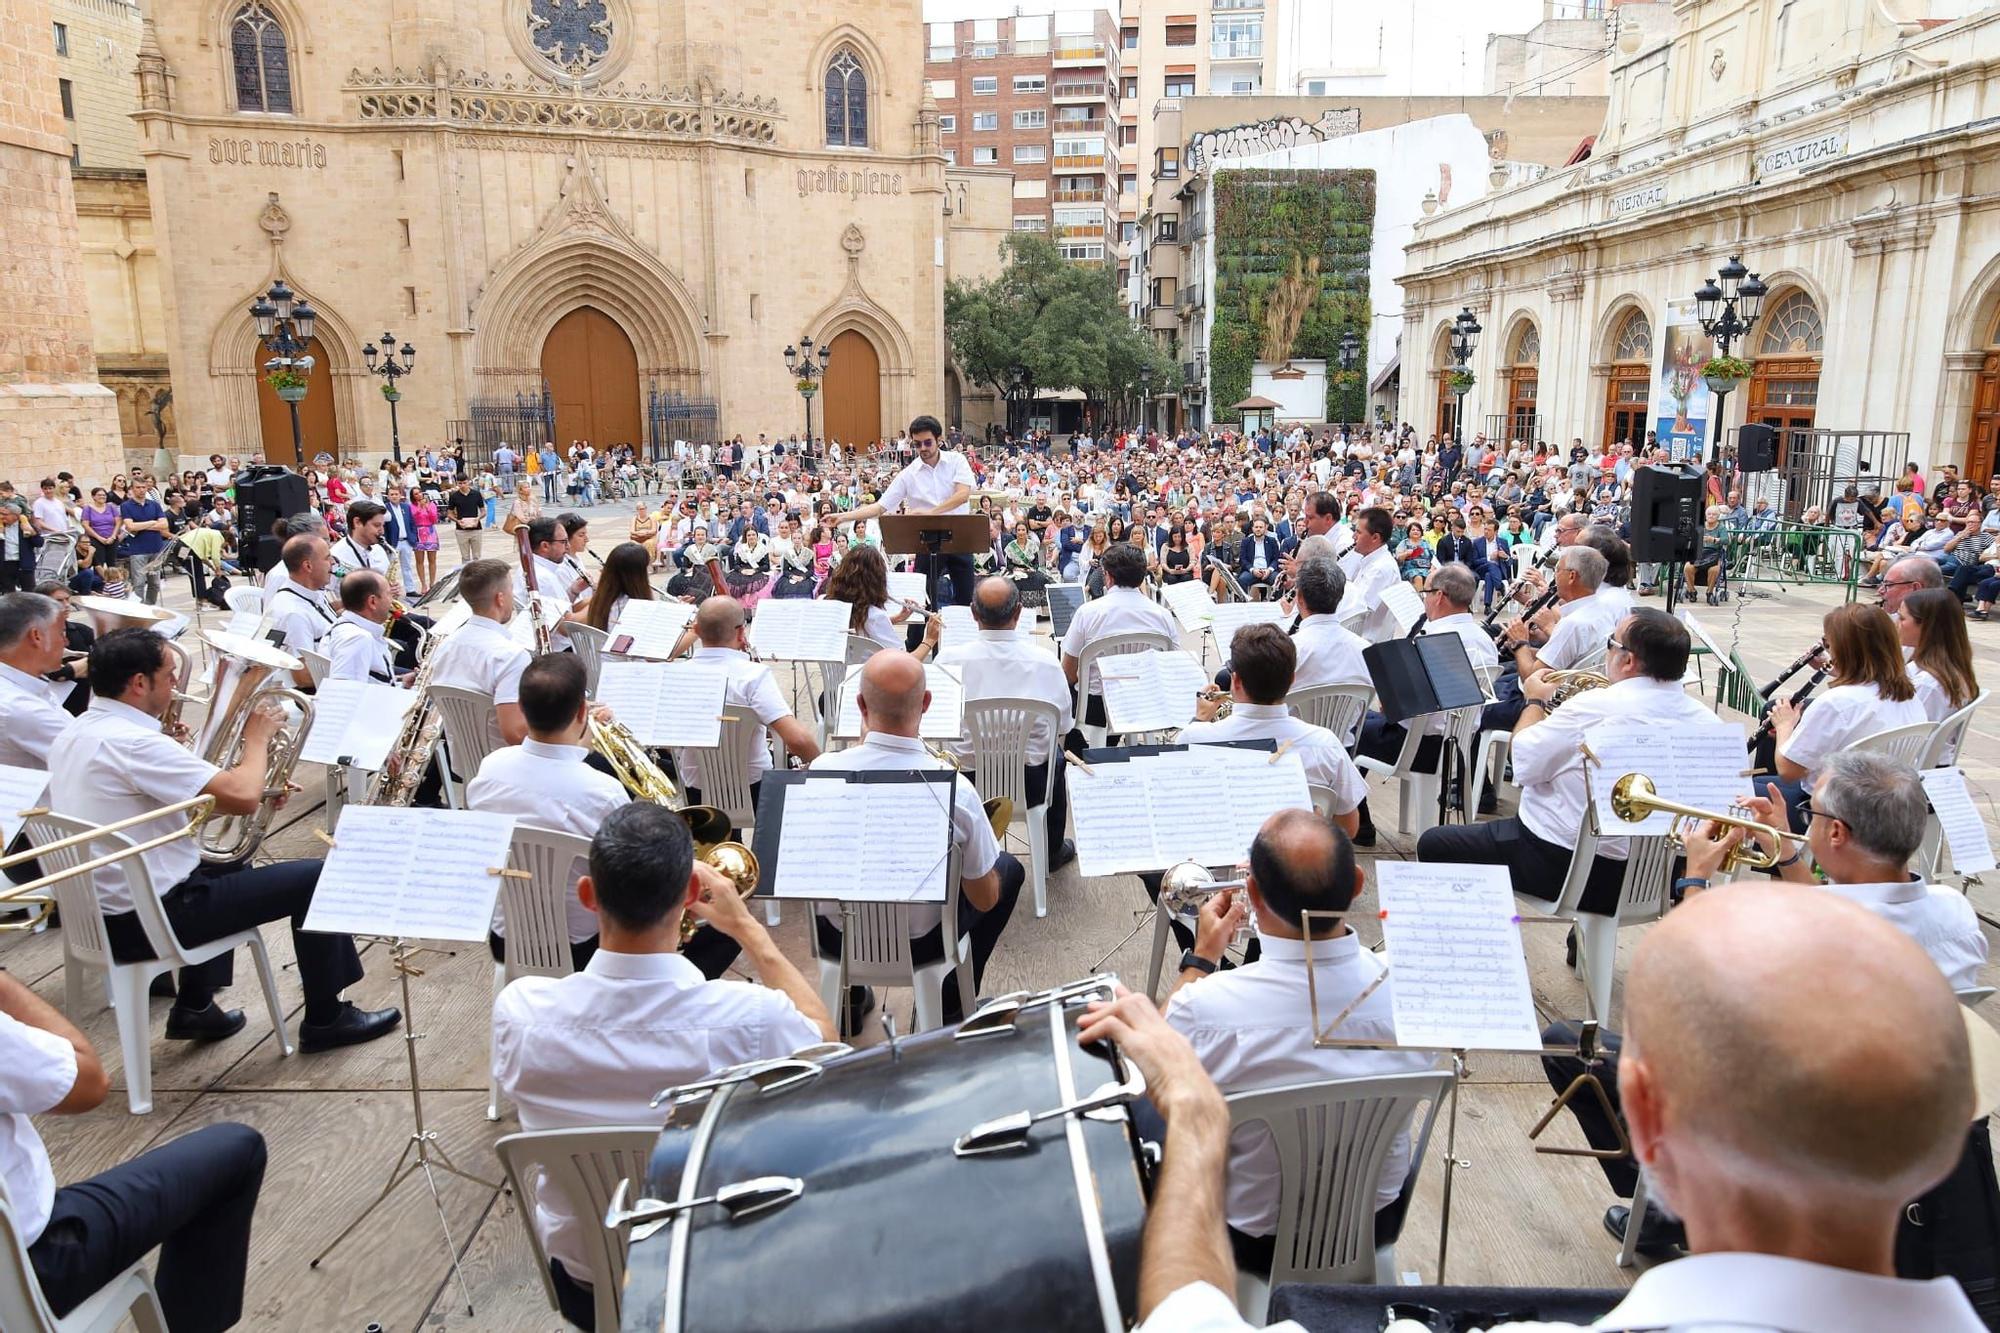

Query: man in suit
[380,483,419,593]
[1237,518,1282,600]
[1468,518,1511,612]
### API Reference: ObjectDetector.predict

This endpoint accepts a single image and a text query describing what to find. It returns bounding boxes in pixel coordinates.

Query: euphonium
[1608,772,1787,874]
[1541,669,1609,711]
[197,658,312,863]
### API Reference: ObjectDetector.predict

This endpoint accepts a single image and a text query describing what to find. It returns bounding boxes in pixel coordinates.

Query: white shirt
[322,611,395,684]
[1289,615,1370,692]
[1825,879,1987,992]
[808,732,1001,936]
[267,583,335,657]
[0,661,71,769]
[1511,676,1718,859]
[1336,544,1401,642]
[467,738,629,943]
[515,554,576,652]
[48,699,220,913]
[262,563,293,597]
[878,449,975,516]
[1061,585,1178,692]
[860,601,904,651]
[0,1010,77,1246]
[428,613,530,754]
[31,495,69,534]
[1536,589,1622,671]
[1165,932,1434,1234]
[1780,682,1929,790]
[1179,703,1367,815]
[674,644,793,788]
[1593,583,1635,619]
[332,534,390,578]
[936,627,1073,765]
[1908,662,1954,724]
[492,949,821,1286]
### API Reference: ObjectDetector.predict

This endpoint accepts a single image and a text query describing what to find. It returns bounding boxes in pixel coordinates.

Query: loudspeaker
[1630,463,1705,565]
[1737,422,1780,473]
[233,465,310,573]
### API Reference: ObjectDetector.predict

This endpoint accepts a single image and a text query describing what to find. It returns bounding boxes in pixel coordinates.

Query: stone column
[0,0,125,481]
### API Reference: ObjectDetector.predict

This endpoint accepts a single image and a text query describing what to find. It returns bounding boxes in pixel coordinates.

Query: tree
[946,234,1176,427]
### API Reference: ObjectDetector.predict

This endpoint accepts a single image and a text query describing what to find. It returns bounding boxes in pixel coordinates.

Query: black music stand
[880,513,990,610]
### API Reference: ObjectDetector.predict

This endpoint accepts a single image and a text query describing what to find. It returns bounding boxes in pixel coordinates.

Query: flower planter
[274,384,308,404]
[1702,374,1745,397]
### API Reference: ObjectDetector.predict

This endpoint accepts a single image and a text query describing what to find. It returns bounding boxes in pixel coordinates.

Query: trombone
[0,797,218,932]
[1609,773,1790,874]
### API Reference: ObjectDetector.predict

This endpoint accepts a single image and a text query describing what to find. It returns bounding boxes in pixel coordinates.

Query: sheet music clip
[487,866,533,880]
[1062,750,1095,777]
[314,828,336,849]
[1528,1018,1631,1161]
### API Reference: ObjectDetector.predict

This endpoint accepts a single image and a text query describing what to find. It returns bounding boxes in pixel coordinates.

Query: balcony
[1052,117,1107,134]
[1056,222,1107,240]
[1053,40,1114,66]
[1210,38,1264,60]
[1177,282,1204,312]
[1182,360,1204,386]
[1053,152,1114,171]
[1213,0,1262,8]
[1051,187,1114,205]
[1051,81,1108,102]
[1185,209,1209,242]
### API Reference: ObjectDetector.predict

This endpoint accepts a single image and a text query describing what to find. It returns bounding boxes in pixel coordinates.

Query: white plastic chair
[431,683,501,808]
[1227,1071,1454,1323]
[1850,719,1934,766]
[1073,629,1176,747]
[1,1179,165,1333]
[964,697,1062,918]
[1287,682,1372,751]
[812,845,968,1036]
[567,624,609,695]
[845,632,884,666]
[26,813,293,1116]
[487,826,591,1121]
[221,585,263,616]
[1959,985,1996,1009]
[494,1126,658,1333]
[1353,704,1483,839]
[678,713,764,832]
[1466,663,1514,817]
[1921,691,1989,770]
[1543,808,1677,1026]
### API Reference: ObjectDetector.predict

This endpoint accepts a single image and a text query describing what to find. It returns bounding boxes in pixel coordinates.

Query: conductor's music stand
[879,513,991,611]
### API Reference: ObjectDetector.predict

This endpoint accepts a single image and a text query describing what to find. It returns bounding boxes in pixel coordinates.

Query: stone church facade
[132,0,1005,464]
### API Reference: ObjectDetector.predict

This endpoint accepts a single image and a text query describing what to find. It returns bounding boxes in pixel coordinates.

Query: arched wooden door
[821,330,882,450]
[1970,348,2000,484]
[541,306,642,450]
[256,336,338,464]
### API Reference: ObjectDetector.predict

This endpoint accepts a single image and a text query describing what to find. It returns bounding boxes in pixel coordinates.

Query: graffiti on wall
[1186,108,1362,175]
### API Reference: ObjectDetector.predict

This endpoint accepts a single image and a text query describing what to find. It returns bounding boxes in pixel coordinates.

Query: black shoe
[164,1002,246,1042]
[149,972,177,1000]
[841,986,876,1035]
[298,1003,402,1053]
[1604,1203,1686,1257]
[1050,838,1078,871]
[1352,807,1377,848]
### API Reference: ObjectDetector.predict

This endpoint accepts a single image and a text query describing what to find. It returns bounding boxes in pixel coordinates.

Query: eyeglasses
[1604,636,1630,655]
[1797,795,1845,828]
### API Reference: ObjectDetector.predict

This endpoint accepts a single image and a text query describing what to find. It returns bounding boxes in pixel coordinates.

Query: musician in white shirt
[331,500,391,581]
[47,628,399,1051]
[834,415,978,605]
[1163,809,1434,1274]
[809,651,1023,1027]
[1771,602,1929,809]
[0,593,73,770]
[555,510,595,598]
[1335,507,1400,642]
[1286,558,1369,693]
[1062,543,1178,734]
[675,596,819,812]
[428,558,531,753]
[266,534,335,690]
[492,802,832,1328]
[321,570,398,684]
[1420,608,1716,914]
[259,511,328,600]
[936,576,1077,868]
[515,516,585,651]
[1579,525,1636,618]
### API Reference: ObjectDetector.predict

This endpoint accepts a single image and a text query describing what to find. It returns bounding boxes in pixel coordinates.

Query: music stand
[879,513,990,611]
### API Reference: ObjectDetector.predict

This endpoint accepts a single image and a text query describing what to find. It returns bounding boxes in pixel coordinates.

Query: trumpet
[0,797,217,932]
[1609,773,1788,874]
[1540,669,1609,711]
[1159,861,1249,919]
[1198,687,1234,721]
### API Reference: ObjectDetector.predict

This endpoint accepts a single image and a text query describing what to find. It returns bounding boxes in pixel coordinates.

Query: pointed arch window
[231,2,293,114]
[825,48,868,148]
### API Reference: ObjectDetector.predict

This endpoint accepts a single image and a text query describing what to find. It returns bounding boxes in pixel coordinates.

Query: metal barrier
[1717,520,1864,601]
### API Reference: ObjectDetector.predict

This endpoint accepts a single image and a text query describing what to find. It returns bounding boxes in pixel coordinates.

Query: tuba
[1609,772,1788,874]
[195,634,313,863]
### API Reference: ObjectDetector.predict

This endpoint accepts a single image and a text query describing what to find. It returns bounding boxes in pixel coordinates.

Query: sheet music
[607,599,696,660]
[1045,584,1085,640]
[1921,768,1998,876]
[939,604,977,640]
[1588,719,1750,835]
[1380,582,1426,636]
[1066,746,1309,875]
[1161,580,1219,634]
[1376,862,1542,1052]
[594,661,728,747]
[749,598,850,661]
[304,807,516,941]
[0,764,49,846]
[1097,650,1208,733]
[1068,763,1161,875]
[886,571,931,608]
[1675,608,1726,660]
[833,664,965,740]
[1206,600,1288,644]
[766,775,953,901]
[223,608,263,639]
[1217,750,1314,853]
[299,679,422,769]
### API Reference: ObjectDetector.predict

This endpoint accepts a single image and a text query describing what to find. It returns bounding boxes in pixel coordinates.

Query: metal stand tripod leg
[1435,1051,1469,1284]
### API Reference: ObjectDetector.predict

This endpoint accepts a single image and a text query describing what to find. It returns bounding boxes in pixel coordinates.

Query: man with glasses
[1878,553,1945,616]
[1418,608,1716,913]
[835,414,977,605]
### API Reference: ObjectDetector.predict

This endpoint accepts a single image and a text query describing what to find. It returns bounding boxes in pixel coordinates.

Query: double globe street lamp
[1447,307,1481,443]
[250,279,318,467]
[783,336,833,450]
[1693,254,1769,462]
[362,332,417,464]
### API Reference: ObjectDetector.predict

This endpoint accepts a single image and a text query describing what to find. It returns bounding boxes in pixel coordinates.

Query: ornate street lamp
[361,331,417,464]
[1446,307,1480,443]
[783,336,834,449]
[1694,253,1769,462]
[252,279,318,467]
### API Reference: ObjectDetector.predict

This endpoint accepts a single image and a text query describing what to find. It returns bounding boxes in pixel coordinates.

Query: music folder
[1363,632,1484,725]
[877,514,991,557]
[751,768,957,903]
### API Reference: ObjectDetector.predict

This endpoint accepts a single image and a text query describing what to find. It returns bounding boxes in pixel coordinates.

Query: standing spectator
[538,442,561,502]
[494,442,517,484]
[446,474,486,567]
[31,479,71,538]
[381,483,420,594]
[408,485,440,592]
[117,476,170,605]
[0,494,33,594]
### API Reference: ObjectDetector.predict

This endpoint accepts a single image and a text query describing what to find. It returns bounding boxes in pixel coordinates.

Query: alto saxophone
[365,641,445,807]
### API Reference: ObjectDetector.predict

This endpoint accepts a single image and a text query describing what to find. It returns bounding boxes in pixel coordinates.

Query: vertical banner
[1652,300,1716,462]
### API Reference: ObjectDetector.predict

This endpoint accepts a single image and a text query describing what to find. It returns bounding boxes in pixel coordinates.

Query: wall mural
[1186,109,1361,175]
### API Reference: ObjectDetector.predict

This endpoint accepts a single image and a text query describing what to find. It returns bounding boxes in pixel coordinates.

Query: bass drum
[621,977,1152,1332]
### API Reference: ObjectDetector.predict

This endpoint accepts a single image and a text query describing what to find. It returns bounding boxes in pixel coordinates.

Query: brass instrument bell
[1608,772,1787,874]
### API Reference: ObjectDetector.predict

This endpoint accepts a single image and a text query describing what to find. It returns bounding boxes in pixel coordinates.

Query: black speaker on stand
[1736,422,1780,474]
[1631,463,1705,614]
[233,464,311,574]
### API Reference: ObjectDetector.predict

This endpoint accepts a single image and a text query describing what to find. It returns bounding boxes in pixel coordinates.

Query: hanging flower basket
[1447,369,1475,397]
[380,384,402,403]
[1700,355,1752,396]
[796,379,819,398]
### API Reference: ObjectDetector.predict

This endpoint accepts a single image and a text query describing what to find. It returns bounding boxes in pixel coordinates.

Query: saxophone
[364,644,446,807]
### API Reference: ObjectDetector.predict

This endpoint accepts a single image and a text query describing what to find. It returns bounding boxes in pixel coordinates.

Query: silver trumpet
[1159,861,1249,919]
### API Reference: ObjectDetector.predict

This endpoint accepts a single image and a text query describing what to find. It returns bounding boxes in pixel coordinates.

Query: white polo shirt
[492,949,821,1287]
[0,1010,77,1245]
[1061,585,1178,692]
[322,611,395,684]
[877,448,975,516]
[428,613,530,754]
[0,661,71,769]
[1779,682,1928,790]
[1536,588,1623,671]
[808,731,1001,936]
[1164,931,1435,1235]
[1422,610,1500,671]
[673,644,794,789]
[514,554,576,652]
[1825,879,1987,993]
[331,534,390,578]
[1179,703,1368,815]
[467,738,629,944]
[936,627,1073,766]
[48,698,220,913]
[1337,544,1401,642]
[1909,663,1952,724]
[1288,615,1370,692]
[266,583,335,658]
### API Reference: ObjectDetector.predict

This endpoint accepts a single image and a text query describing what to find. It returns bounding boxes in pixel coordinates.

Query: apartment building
[925,10,1123,266]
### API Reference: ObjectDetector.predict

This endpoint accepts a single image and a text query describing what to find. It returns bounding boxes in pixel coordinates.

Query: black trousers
[913,549,976,607]
[812,851,1025,1023]
[30,1122,266,1333]
[102,858,362,1021]
[1416,816,1626,916]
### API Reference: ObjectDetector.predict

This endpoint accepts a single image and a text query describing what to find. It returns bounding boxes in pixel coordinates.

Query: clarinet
[1758,638,1827,701]
[1496,584,1561,655]
[1748,665,1827,765]
[1482,546,1557,635]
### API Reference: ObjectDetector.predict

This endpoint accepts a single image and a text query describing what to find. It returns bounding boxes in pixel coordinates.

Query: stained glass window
[1613,309,1652,362]
[1759,290,1824,356]
[231,2,292,113]
[825,48,868,148]
[528,0,612,78]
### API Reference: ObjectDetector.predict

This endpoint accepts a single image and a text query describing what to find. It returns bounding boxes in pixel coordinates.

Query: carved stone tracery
[345,66,781,144]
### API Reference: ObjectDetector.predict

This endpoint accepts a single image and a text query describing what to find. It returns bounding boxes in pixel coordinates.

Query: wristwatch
[1178,949,1219,976]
